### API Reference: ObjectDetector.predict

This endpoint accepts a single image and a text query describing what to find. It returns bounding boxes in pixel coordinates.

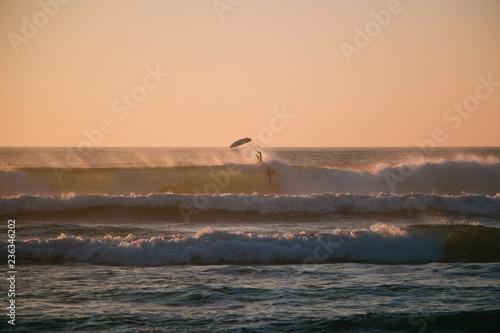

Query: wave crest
[1,158,499,196]
[2,192,499,216]
[6,224,500,265]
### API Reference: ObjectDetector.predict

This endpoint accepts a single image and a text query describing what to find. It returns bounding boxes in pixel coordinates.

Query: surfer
[229,137,275,185]
[267,166,275,185]
[256,151,263,162]
[256,150,274,185]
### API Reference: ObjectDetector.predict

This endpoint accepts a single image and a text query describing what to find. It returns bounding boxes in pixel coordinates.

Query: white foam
[277,159,500,195]
[15,224,443,265]
[2,192,499,216]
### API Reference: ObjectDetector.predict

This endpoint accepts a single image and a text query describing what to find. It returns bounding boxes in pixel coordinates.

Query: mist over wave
[0,158,499,197]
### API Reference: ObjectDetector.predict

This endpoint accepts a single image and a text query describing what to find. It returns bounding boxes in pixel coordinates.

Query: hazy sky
[1,0,499,147]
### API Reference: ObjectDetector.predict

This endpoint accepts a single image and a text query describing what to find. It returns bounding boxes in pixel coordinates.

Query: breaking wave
[6,224,500,265]
[1,158,499,196]
[2,192,499,216]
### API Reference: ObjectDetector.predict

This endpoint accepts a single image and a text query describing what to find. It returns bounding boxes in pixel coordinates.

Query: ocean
[1,146,500,332]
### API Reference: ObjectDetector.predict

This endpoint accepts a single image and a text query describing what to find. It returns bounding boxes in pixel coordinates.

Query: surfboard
[230,137,252,148]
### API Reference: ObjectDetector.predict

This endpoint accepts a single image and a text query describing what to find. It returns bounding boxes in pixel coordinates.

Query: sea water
[1,147,499,332]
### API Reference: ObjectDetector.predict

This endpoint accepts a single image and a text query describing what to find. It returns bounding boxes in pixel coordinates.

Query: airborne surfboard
[229,137,252,148]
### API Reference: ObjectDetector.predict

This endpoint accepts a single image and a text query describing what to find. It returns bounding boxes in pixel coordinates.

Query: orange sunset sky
[1,0,499,147]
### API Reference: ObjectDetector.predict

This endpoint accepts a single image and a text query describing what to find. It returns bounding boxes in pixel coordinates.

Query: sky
[1,0,499,147]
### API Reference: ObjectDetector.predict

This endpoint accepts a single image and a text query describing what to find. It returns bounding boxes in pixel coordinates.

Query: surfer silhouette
[256,151,263,162]
[267,166,275,185]
[255,151,275,184]
[256,151,275,184]
[229,138,275,185]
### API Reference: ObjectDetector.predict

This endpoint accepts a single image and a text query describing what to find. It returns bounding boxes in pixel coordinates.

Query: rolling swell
[6,224,500,265]
[2,192,499,216]
[1,158,499,196]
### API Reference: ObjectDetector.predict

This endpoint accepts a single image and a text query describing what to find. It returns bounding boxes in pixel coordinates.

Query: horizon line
[1,145,499,149]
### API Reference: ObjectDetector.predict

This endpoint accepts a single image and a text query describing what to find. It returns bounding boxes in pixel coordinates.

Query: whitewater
[1,147,499,332]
